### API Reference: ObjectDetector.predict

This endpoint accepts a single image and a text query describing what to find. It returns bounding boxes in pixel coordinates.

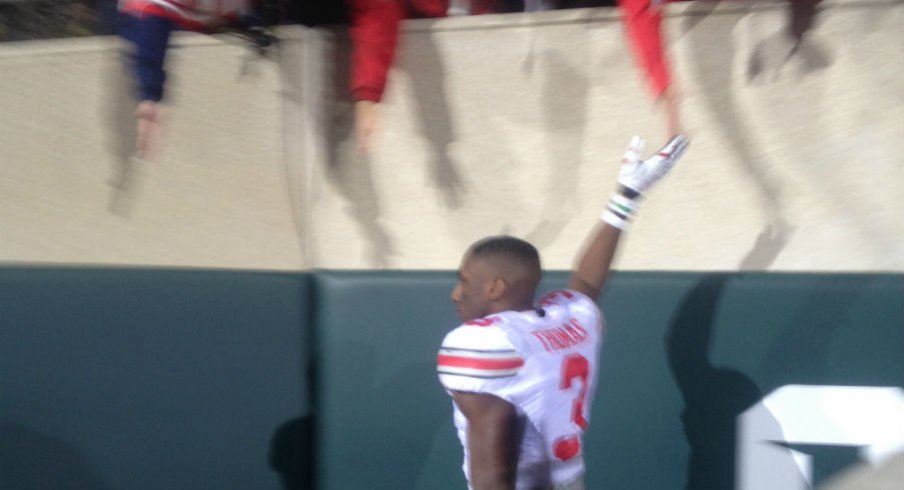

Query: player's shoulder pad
[537,289,601,325]
[438,317,523,379]
[537,289,594,308]
[442,316,512,349]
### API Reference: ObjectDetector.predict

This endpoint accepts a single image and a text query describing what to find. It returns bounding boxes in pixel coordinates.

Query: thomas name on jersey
[531,318,589,352]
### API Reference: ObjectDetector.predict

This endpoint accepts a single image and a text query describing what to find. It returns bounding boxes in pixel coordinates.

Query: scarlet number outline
[553,353,590,461]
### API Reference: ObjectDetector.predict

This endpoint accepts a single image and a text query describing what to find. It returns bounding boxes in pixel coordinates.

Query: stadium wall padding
[0,267,312,490]
[2,267,901,489]
[1,1,902,271]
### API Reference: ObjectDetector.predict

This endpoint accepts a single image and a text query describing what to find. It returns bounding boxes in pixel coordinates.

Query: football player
[438,134,689,490]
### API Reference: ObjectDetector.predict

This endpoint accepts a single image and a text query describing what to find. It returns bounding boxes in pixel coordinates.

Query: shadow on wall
[318,341,450,489]
[100,19,461,268]
[524,48,588,249]
[762,275,880,484]
[742,275,887,486]
[763,275,867,387]
[764,276,855,387]
[747,0,830,82]
[402,21,466,211]
[682,0,836,269]
[0,424,111,490]
[269,357,318,490]
[269,415,315,490]
[665,275,801,489]
[321,33,396,267]
[104,43,144,217]
[750,0,895,266]
[277,22,464,267]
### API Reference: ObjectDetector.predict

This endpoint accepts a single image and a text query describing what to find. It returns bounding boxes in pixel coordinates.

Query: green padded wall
[312,271,463,490]
[312,271,903,490]
[587,273,902,490]
[2,268,900,490]
[0,267,312,490]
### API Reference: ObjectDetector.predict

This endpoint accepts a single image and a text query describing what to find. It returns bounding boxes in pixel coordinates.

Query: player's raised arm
[568,135,689,300]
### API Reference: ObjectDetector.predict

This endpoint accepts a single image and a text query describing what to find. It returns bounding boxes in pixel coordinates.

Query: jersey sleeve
[119,12,174,102]
[347,0,404,102]
[437,321,524,396]
[538,289,604,333]
[618,0,672,97]
[537,289,596,312]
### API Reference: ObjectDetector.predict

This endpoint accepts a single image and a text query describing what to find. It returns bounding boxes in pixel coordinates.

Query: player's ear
[487,277,507,301]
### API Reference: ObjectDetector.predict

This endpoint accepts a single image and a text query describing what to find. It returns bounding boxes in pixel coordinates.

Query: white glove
[602,134,689,229]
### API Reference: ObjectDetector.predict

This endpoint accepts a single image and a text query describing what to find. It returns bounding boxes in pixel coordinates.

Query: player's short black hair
[468,236,541,275]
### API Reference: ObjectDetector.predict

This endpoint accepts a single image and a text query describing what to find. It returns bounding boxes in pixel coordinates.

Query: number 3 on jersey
[554,353,590,461]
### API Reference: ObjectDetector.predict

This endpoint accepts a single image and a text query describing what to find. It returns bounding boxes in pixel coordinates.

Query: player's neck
[490,298,535,315]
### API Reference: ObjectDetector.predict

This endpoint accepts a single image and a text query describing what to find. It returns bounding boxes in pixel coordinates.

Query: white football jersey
[437,289,605,490]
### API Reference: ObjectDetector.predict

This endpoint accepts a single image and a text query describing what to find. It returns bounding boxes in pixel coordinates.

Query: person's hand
[135,100,164,161]
[602,134,689,230]
[616,134,689,196]
[354,100,378,155]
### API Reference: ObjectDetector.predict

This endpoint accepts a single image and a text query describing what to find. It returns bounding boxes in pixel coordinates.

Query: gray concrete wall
[1,0,901,271]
